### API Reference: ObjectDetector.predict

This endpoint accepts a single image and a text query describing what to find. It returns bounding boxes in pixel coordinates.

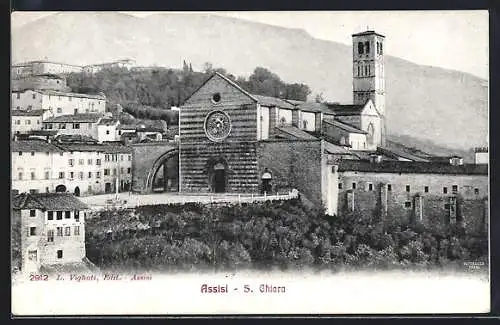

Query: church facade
[178,30,488,234]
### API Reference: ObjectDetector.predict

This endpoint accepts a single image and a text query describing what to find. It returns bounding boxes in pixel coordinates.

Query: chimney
[370,154,383,164]
[449,156,464,166]
[474,147,488,165]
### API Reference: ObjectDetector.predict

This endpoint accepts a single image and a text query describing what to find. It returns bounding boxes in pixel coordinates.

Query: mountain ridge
[11,12,488,150]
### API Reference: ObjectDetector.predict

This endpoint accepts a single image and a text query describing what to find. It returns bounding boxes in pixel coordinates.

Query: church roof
[12,192,89,211]
[296,102,334,114]
[324,140,354,155]
[324,119,368,134]
[327,103,365,115]
[283,99,306,106]
[253,95,296,109]
[377,147,430,162]
[275,126,318,140]
[352,30,386,38]
[337,160,487,175]
[182,72,258,105]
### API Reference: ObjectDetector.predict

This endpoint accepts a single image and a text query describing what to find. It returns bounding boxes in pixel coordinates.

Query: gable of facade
[180,73,258,143]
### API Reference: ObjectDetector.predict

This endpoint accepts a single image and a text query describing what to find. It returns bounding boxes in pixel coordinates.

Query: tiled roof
[283,99,306,106]
[11,109,45,117]
[253,95,296,109]
[474,147,488,153]
[11,140,64,153]
[43,113,104,123]
[12,193,89,211]
[137,127,163,133]
[377,147,430,162]
[324,140,354,155]
[55,134,98,144]
[296,102,328,114]
[31,73,65,79]
[33,89,105,100]
[59,143,132,154]
[98,118,119,125]
[275,126,318,140]
[12,60,83,68]
[117,124,138,130]
[327,103,365,115]
[24,130,59,136]
[352,30,386,38]
[337,160,488,175]
[324,119,368,134]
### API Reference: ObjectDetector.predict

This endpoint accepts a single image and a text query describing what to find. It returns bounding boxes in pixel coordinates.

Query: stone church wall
[257,139,323,206]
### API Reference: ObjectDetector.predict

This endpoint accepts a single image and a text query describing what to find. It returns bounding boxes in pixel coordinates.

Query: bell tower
[352,30,386,146]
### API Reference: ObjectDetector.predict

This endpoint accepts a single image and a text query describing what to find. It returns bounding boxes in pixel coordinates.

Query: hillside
[12,12,488,150]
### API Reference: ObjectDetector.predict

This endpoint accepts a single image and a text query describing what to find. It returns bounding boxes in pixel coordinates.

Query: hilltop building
[11,60,83,78]
[12,89,107,117]
[12,192,89,273]
[12,74,71,92]
[83,59,136,74]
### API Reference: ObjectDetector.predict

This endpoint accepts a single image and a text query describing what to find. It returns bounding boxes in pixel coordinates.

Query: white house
[12,192,89,273]
[12,90,106,117]
[11,139,133,196]
[42,113,120,143]
[11,110,51,137]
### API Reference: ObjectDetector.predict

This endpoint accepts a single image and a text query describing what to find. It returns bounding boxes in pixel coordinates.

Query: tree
[315,92,325,103]
[203,62,213,74]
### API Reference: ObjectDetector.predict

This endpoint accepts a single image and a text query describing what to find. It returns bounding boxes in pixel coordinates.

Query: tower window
[358,42,364,54]
[406,185,410,192]
[357,66,360,76]
[364,66,368,76]
[380,42,383,54]
[365,41,370,54]
[352,182,357,190]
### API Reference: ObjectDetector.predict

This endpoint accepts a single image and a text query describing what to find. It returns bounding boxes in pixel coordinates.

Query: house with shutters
[11,192,89,273]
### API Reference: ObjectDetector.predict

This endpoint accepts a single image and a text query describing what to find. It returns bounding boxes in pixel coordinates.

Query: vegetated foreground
[85,198,488,273]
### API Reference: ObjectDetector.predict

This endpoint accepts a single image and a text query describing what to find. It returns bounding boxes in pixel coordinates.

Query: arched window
[376,42,380,54]
[358,42,364,54]
[365,66,368,76]
[365,41,370,54]
[357,65,360,76]
[367,122,375,145]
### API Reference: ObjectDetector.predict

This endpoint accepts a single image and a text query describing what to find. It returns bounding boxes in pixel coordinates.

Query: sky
[11,10,489,79]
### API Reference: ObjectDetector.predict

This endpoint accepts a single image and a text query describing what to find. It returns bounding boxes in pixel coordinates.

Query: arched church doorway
[213,163,226,193]
[55,184,66,193]
[74,186,80,197]
[261,169,272,194]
